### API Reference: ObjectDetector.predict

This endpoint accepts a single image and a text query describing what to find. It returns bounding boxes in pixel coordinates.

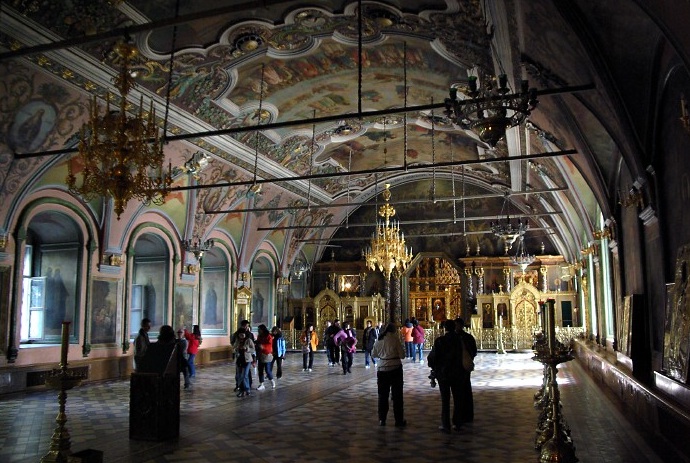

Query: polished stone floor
[0,351,684,463]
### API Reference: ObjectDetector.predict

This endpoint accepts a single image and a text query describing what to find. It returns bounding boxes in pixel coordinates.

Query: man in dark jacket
[455,318,477,423]
[325,319,341,366]
[427,319,466,433]
[363,320,378,368]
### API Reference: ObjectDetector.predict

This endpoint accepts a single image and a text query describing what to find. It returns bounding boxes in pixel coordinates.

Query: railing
[469,326,585,350]
[281,325,585,351]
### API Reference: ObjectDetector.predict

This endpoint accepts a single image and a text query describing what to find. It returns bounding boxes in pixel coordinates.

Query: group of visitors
[135,315,479,434]
[231,319,287,397]
[307,318,358,374]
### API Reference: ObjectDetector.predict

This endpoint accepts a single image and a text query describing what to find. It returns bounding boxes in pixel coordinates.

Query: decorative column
[384,274,391,323]
[540,266,548,293]
[503,267,512,293]
[359,272,367,297]
[475,267,485,295]
[391,269,402,323]
[464,268,474,301]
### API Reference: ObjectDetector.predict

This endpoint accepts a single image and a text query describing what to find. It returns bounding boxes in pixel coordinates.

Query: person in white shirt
[371,323,406,427]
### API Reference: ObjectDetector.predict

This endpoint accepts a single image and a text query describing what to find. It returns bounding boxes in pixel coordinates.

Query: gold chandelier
[363,184,412,278]
[66,40,172,219]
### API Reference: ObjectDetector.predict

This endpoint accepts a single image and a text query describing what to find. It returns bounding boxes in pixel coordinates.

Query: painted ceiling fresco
[1,0,652,266]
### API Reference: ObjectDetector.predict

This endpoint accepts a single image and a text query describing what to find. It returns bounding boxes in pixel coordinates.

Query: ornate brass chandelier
[444,72,538,147]
[363,184,412,278]
[491,192,528,246]
[66,40,172,219]
[183,232,214,261]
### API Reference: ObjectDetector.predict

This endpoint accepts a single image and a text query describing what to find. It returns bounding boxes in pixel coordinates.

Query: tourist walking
[363,320,378,368]
[301,323,318,372]
[255,324,275,390]
[333,321,357,374]
[271,326,286,379]
[323,320,333,366]
[325,319,341,366]
[184,325,201,378]
[401,319,414,359]
[427,319,466,433]
[233,330,255,397]
[371,322,406,427]
[411,318,425,363]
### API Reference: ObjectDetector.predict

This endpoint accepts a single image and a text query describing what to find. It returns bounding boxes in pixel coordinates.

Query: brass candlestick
[532,300,578,463]
[41,322,86,463]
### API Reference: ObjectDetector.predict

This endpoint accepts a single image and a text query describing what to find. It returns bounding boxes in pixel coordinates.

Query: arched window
[20,211,82,343]
[251,256,273,328]
[200,247,230,333]
[130,233,169,336]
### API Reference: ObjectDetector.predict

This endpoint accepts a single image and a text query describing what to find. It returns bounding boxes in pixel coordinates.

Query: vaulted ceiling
[0,0,675,269]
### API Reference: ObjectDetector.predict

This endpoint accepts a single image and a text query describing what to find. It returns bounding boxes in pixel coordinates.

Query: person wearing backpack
[427,319,466,433]
[455,318,477,423]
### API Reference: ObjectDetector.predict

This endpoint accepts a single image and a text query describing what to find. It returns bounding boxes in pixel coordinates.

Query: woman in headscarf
[371,322,406,427]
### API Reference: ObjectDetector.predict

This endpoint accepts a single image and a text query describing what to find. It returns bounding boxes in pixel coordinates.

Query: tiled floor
[0,351,684,463]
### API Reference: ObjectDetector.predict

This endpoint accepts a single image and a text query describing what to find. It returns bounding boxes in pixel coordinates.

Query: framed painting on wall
[251,278,270,328]
[201,269,226,331]
[133,260,167,330]
[173,285,196,330]
[90,278,121,346]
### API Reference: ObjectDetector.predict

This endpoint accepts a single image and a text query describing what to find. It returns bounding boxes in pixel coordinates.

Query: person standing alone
[363,320,378,368]
[455,318,477,423]
[133,318,151,370]
[184,325,201,378]
[428,319,466,433]
[371,322,406,427]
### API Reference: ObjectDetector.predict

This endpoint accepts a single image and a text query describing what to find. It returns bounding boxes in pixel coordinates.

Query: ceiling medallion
[444,72,538,147]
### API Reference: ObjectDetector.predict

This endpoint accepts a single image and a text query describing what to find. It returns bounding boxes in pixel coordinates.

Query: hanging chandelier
[444,72,538,147]
[66,40,172,219]
[183,235,214,261]
[511,234,535,271]
[363,184,413,278]
[490,192,529,245]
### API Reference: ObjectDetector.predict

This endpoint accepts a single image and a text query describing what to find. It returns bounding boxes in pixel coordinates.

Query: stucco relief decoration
[0,63,82,200]
[666,244,690,383]
[198,166,246,213]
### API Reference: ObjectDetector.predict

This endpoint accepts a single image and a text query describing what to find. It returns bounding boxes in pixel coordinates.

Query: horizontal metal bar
[260,212,563,232]
[200,150,575,200]
[211,187,568,214]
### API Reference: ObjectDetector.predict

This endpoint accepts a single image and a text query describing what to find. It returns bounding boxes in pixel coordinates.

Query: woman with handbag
[255,324,275,390]
[301,323,318,372]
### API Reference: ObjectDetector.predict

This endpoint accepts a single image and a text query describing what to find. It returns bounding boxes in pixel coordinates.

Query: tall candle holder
[532,299,578,463]
[41,322,86,463]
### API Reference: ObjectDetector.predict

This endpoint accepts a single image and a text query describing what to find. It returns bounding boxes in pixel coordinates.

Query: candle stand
[40,322,86,463]
[532,300,578,463]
